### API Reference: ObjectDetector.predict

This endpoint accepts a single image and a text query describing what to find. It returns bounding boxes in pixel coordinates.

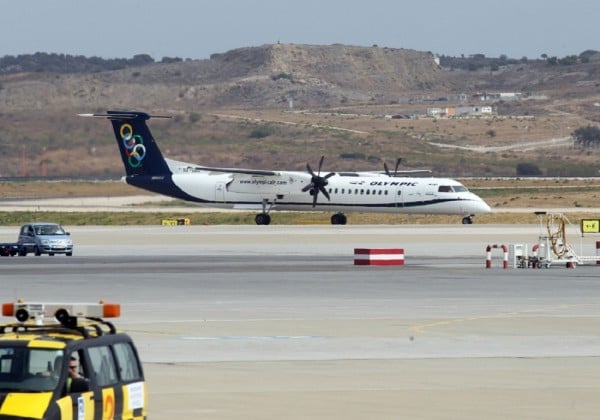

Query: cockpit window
[438,185,469,193]
[0,347,64,392]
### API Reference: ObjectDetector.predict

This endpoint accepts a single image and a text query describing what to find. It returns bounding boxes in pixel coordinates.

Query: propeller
[302,156,335,207]
[384,158,402,177]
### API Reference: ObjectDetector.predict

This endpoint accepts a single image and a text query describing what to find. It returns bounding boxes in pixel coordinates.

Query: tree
[573,125,600,148]
[516,162,542,176]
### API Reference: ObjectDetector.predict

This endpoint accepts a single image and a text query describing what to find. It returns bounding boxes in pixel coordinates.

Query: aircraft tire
[255,214,271,225]
[331,213,347,225]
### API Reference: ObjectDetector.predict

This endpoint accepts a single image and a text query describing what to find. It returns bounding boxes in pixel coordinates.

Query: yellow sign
[581,219,600,234]
[161,218,191,226]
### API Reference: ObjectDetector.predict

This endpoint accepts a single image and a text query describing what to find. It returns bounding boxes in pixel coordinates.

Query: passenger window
[113,342,142,382]
[87,346,118,387]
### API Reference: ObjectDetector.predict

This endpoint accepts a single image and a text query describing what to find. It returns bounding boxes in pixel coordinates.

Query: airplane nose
[465,193,491,214]
[478,200,492,214]
[473,196,491,214]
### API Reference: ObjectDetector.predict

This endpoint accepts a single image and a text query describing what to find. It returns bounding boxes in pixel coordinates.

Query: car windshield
[35,225,66,235]
[0,347,64,392]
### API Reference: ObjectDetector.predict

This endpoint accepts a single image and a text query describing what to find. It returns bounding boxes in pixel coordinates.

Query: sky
[1,0,598,61]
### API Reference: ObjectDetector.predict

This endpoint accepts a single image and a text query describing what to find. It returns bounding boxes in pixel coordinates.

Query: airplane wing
[371,169,433,176]
[165,158,280,176]
[202,167,279,176]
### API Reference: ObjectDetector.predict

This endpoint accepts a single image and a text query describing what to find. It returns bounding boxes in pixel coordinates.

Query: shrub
[516,162,542,176]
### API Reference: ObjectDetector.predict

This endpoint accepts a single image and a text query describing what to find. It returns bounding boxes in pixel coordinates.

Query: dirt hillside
[0,44,599,178]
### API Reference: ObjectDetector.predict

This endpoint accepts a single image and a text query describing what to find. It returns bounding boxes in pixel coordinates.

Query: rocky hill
[1,44,600,178]
[0,44,446,111]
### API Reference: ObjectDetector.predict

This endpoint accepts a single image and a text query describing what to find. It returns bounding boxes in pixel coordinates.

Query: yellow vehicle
[0,301,146,419]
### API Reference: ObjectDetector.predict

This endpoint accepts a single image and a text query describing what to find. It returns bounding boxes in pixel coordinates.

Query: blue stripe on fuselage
[125,175,211,203]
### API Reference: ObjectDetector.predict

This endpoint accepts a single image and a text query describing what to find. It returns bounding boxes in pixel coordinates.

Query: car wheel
[34,247,42,256]
[66,252,72,256]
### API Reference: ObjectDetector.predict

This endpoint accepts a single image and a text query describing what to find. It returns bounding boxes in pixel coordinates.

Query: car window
[0,347,62,392]
[87,346,118,387]
[113,342,142,382]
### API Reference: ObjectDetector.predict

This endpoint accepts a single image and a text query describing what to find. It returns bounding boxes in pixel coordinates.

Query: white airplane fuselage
[152,160,491,216]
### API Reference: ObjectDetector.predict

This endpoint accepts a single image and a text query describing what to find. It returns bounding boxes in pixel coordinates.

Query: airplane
[79,111,491,225]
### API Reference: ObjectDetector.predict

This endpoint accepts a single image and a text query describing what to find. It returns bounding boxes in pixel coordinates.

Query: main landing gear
[331,213,347,225]
[255,213,271,225]
[255,212,348,225]
[462,215,474,224]
[255,199,273,225]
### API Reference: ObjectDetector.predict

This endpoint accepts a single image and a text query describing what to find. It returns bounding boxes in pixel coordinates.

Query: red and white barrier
[485,244,508,269]
[596,241,600,265]
[354,248,404,266]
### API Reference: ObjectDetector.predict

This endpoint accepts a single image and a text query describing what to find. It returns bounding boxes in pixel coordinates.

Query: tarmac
[1,223,600,419]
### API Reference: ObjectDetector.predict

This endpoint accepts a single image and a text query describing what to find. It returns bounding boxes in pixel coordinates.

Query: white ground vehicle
[17,222,73,256]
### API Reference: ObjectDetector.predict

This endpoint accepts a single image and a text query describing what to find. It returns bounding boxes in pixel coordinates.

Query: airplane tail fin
[82,111,172,177]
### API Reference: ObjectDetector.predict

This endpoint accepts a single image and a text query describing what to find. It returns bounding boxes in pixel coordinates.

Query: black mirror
[70,378,90,393]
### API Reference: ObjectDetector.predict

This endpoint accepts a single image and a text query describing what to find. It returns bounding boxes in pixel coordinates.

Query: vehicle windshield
[35,225,66,235]
[0,347,64,392]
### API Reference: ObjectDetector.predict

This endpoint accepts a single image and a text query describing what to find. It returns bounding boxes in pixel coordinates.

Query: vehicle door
[86,345,119,419]
[17,224,32,246]
[55,349,95,420]
[86,342,146,420]
[112,341,146,419]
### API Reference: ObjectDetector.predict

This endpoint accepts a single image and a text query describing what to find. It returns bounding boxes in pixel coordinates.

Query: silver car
[17,223,73,256]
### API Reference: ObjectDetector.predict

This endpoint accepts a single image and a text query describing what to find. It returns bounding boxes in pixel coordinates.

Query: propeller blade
[319,185,331,201]
[302,184,313,192]
[306,163,315,176]
[384,162,391,177]
[317,156,325,175]
[324,172,335,180]
[394,158,402,175]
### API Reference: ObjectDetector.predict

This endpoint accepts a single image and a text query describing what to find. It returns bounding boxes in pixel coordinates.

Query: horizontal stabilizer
[78,112,171,120]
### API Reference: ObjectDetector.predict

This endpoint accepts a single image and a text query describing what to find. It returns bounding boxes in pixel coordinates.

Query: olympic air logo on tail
[119,123,146,168]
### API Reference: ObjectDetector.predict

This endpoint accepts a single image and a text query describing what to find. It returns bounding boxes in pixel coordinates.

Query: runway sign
[581,219,600,234]
[354,248,404,266]
[161,218,191,226]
